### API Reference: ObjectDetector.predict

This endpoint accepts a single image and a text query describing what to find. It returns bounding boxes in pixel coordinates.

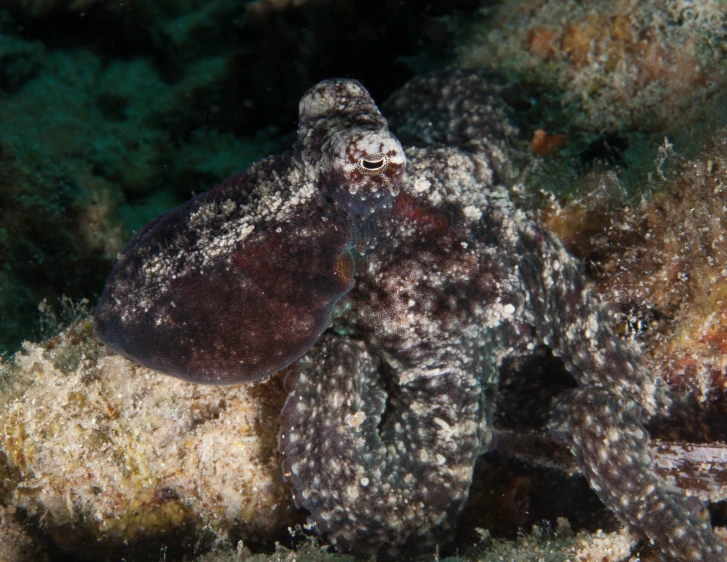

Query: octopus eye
[360,155,386,172]
[322,128,405,219]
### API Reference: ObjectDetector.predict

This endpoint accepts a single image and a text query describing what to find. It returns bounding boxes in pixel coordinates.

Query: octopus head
[298,78,406,218]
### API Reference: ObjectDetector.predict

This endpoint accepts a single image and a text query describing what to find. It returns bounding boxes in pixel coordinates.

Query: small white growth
[221,199,237,215]
[413,177,431,193]
[346,484,360,501]
[346,411,366,429]
[463,205,482,221]
[481,302,516,327]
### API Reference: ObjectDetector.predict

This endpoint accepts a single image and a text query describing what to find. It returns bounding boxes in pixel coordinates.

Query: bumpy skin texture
[95,79,403,383]
[95,73,726,561]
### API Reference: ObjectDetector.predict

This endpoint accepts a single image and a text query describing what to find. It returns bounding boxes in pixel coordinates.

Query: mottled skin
[95,72,726,561]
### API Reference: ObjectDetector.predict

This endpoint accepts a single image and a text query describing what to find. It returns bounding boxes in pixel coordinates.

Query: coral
[0,317,293,559]
[458,0,727,133]
[542,128,727,411]
[597,130,727,406]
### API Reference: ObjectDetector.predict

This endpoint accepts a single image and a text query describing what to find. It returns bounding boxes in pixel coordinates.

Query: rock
[458,0,727,133]
[0,317,294,559]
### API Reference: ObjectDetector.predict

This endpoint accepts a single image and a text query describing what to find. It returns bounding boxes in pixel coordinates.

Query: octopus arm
[278,333,487,558]
[517,226,727,560]
[551,388,727,561]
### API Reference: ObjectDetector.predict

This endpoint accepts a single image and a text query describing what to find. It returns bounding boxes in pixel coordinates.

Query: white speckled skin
[281,73,727,561]
[97,73,726,561]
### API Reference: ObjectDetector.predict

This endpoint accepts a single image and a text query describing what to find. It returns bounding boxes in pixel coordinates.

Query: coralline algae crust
[0,320,291,557]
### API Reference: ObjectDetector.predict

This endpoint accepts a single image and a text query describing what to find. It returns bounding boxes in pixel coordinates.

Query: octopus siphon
[94,71,726,561]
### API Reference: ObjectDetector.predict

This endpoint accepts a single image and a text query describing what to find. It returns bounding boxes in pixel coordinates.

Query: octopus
[94,70,726,561]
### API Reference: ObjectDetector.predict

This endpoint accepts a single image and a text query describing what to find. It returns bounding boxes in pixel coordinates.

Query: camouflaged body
[96,72,726,561]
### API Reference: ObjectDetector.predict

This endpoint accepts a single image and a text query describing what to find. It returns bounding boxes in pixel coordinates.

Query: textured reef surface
[95,72,726,561]
[458,0,727,133]
[0,314,293,561]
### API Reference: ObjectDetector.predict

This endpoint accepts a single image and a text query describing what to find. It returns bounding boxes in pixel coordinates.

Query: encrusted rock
[0,318,293,559]
[458,0,727,132]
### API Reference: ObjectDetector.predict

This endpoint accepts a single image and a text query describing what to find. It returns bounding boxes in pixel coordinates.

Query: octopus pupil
[361,157,385,170]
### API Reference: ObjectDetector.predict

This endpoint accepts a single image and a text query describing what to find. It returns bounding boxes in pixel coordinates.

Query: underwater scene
[1,0,727,560]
